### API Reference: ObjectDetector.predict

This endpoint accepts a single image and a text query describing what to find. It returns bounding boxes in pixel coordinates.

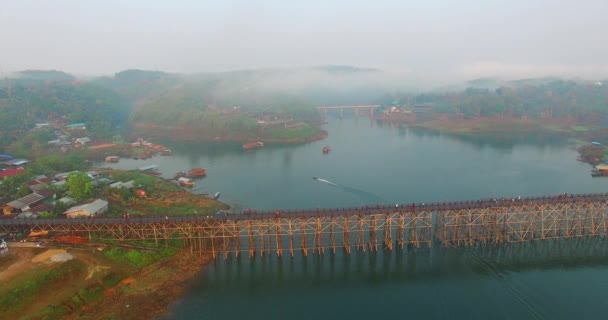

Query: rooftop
[64,199,108,215]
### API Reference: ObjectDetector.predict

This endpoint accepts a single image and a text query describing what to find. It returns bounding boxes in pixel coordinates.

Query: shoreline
[0,246,214,320]
[131,123,328,144]
[67,250,213,320]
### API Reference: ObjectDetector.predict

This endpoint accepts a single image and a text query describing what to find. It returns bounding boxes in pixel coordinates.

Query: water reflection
[201,238,608,289]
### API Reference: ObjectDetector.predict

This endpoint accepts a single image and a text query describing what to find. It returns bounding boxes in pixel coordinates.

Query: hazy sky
[2,0,608,79]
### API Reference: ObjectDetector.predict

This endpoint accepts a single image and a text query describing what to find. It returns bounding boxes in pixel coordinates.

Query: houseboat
[177,177,195,187]
[105,156,119,163]
[243,141,264,150]
[592,164,608,177]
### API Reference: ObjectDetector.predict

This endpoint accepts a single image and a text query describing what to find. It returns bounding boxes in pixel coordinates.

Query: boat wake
[312,177,340,187]
[313,177,386,204]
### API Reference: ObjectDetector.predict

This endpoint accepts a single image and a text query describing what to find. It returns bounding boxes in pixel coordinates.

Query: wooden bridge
[317,105,380,120]
[1,193,607,259]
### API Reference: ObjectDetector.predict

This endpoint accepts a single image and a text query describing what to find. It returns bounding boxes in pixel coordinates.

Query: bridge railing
[1,193,607,226]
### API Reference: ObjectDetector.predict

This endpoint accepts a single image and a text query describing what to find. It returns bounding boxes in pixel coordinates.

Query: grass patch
[571,125,589,132]
[33,305,69,320]
[262,125,321,140]
[103,247,177,268]
[0,260,86,315]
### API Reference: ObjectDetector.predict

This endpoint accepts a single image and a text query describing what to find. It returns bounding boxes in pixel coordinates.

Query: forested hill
[400,80,608,121]
[88,66,387,127]
[3,67,608,153]
[0,79,129,152]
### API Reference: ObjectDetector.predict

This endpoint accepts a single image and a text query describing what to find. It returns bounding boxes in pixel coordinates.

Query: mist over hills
[1,66,607,149]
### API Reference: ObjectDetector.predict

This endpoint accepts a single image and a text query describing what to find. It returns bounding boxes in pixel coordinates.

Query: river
[104,116,608,319]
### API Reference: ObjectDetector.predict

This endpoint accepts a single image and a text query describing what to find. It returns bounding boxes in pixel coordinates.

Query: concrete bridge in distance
[317,105,380,120]
[1,193,608,260]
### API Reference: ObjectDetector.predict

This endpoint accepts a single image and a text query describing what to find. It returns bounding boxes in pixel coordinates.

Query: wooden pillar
[357,215,365,252]
[383,214,393,251]
[222,223,228,260]
[275,218,283,258]
[288,219,294,258]
[342,216,351,254]
[301,220,308,257]
[368,215,378,252]
[247,221,255,259]
[314,217,324,255]
[233,223,241,259]
[397,213,405,249]
[329,218,336,255]
[260,223,266,257]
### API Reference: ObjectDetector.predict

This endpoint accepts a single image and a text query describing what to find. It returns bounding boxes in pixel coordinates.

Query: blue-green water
[105,117,608,319]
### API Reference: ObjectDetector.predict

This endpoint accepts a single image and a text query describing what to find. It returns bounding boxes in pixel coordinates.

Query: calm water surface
[105,117,608,319]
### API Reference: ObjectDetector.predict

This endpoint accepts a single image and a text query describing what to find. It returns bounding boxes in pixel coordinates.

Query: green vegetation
[26,153,88,175]
[67,171,94,201]
[0,260,86,315]
[0,79,129,152]
[103,247,177,268]
[402,80,608,120]
[262,125,322,140]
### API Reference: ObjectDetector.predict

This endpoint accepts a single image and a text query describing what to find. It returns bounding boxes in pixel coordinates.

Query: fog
[2,0,608,89]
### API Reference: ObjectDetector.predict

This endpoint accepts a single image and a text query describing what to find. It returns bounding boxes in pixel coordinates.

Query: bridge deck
[1,193,607,259]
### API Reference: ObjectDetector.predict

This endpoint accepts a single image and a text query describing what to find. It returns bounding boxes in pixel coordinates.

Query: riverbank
[0,247,211,320]
[413,115,593,135]
[131,122,327,144]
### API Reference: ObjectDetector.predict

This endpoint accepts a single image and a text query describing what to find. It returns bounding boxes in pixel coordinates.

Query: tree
[16,183,31,198]
[67,172,94,201]
[0,174,29,197]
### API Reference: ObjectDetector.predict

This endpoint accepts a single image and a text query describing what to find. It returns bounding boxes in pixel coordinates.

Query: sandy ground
[0,246,210,320]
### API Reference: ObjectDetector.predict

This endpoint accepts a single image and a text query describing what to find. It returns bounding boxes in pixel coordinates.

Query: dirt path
[0,248,40,282]
[65,252,212,320]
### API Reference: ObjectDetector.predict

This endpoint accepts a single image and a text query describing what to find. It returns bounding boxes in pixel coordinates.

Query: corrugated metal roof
[64,199,108,216]
[7,193,45,209]
[5,159,29,166]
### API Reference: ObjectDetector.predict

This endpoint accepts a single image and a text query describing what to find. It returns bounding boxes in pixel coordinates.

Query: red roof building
[0,169,25,180]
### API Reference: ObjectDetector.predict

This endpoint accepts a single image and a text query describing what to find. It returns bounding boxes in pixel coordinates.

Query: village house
[66,122,86,130]
[109,180,134,189]
[17,203,54,219]
[27,175,50,192]
[57,197,76,207]
[64,199,108,218]
[54,171,79,182]
[74,137,92,146]
[4,158,29,166]
[2,189,55,216]
[0,168,25,180]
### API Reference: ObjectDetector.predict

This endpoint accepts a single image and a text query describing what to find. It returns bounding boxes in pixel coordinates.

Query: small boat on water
[105,156,119,163]
[243,141,264,150]
[138,165,159,173]
[322,146,331,154]
[161,149,172,156]
[187,168,206,178]
[177,177,195,187]
[212,192,220,200]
